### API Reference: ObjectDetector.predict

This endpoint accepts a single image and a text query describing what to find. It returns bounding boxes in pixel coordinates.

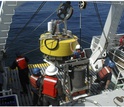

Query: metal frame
[63,58,90,100]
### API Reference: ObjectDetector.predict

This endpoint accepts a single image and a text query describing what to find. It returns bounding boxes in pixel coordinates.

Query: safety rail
[109,48,124,89]
[90,34,124,53]
[0,89,19,106]
[110,48,124,70]
[3,62,117,106]
[2,63,110,106]
[90,36,100,51]
[0,1,24,60]
[0,89,12,95]
[90,34,124,90]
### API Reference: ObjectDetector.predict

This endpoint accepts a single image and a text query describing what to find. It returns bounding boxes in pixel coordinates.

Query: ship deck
[4,63,115,106]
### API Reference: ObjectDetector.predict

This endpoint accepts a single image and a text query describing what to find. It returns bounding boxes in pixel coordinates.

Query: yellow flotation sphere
[40,32,78,57]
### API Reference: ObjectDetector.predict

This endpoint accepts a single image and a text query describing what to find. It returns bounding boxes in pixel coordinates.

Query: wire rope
[88,2,109,61]
[113,96,124,106]
[93,2,108,48]
[5,1,46,51]
[28,15,88,56]
[10,3,60,56]
[22,39,59,55]
[80,38,91,45]
[6,1,109,57]
[22,12,58,55]
[32,9,57,32]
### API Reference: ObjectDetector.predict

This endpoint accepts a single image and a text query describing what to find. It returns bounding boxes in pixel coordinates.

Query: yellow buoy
[40,32,78,57]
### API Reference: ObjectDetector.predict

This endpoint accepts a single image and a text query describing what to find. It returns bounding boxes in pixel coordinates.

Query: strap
[31,75,38,80]
[44,77,57,83]
[104,67,110,73]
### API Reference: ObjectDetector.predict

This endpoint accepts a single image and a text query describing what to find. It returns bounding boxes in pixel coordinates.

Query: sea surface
[4,1,124,66]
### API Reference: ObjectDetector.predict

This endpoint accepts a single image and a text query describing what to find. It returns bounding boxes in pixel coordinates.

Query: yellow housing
[40,33,78,57]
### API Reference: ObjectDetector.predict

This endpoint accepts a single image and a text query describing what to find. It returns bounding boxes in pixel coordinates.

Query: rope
[22,35,91,56]
[5,1,46,51]
[9,4,60,56]
[19,5,59,55]
[22,14,60,55]
[5,1,92,56]
[93,2,108,49]
[22,47,39,56]
[6,1,113,57]
[32,10,57,32]
[79,9,82,46]
[113,96,124,106]
[22,39,60,55]
[67,98,102,106]
[80,38,91,45]
[32,1,64,32]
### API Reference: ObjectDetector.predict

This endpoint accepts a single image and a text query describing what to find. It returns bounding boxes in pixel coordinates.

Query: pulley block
[57,1,73,20]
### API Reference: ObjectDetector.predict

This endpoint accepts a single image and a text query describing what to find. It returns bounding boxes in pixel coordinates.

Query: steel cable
[5,1,46,51]
[93,2,109,48]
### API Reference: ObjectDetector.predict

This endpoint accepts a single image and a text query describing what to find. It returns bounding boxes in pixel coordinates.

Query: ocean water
[5,1,124,66]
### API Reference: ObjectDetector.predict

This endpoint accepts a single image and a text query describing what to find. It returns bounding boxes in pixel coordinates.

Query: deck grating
[4,63,115,106]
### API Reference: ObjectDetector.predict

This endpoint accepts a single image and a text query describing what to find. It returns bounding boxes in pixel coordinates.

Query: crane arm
[90,1,124,71]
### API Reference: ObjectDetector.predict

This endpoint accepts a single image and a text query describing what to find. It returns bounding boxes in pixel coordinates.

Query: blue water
[5,1,124,66]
